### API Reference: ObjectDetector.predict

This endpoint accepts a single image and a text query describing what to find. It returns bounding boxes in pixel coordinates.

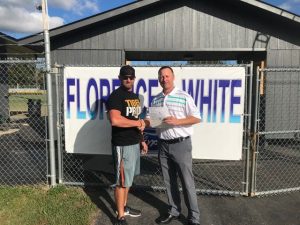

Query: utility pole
[41,0,56,187]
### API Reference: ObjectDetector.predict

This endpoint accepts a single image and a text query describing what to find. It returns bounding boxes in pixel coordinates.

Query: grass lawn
[0,185,98,225]
[9,94,47,116]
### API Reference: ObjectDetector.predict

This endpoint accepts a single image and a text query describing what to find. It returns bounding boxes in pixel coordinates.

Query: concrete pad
[85,187,300,225]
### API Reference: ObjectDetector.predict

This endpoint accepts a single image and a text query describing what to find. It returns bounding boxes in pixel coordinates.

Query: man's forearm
[177,116,200,126]
[111,115,145,129]
[163,116,200,126]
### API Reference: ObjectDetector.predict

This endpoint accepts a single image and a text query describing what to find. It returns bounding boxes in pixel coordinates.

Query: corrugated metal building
[19,0,300,66]
[10,0,299,193]
[19,0,300,132]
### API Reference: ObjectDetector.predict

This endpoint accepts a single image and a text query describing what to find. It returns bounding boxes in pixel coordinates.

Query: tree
[8,62,45,88]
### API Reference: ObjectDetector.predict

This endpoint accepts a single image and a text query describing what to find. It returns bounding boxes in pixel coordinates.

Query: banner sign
[64,66,245,160]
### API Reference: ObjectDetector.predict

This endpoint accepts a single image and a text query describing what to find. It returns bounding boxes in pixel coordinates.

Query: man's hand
[137,119,146,131]
[140,141,148,155]
[163,116,178,126]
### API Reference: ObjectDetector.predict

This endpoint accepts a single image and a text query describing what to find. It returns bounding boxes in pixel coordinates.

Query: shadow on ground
[84,187,300,225]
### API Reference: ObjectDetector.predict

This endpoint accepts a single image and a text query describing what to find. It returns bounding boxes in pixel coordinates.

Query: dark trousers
[158,138,200,223]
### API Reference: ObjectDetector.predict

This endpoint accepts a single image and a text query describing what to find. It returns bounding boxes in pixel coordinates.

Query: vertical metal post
[243,63,253,195]
[250,66,261,196]
[54,65,63,183]
[42,0,56,186]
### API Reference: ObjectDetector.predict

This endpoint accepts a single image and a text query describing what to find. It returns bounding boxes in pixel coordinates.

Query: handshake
[137,119,148,131]
[137,119,149,155]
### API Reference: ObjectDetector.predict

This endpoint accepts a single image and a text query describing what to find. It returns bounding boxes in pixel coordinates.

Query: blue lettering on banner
[99,79,110,120]
[66,78,75,119]
[87,78,98,120]
[200,79,212,122]
[66,77,242,123]
[182,79,242,123]
[76,79,86,119]
[230,80,242,123]
[219,80,230,123]
[112,79,120,91]
[66,78,159,120]
[148,79,159,105]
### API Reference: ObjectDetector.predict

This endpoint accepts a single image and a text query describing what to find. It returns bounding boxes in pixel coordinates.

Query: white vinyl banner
[64,66,245,160]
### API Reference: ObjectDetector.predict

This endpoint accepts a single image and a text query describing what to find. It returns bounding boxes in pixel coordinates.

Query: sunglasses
[121,76,135,80]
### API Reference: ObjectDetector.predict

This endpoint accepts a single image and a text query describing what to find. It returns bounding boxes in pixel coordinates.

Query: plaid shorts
[112,143,140,187]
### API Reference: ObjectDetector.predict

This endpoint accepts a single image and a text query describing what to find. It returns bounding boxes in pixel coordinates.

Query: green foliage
[5,63,45,88]
[0,186,98,225]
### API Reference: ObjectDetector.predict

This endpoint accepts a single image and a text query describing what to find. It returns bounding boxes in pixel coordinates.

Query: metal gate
[251,67,300,196]
[0,59,48,185]
[55,64,253,196]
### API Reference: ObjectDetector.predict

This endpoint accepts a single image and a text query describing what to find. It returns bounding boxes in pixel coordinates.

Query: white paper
[148,107,171,128]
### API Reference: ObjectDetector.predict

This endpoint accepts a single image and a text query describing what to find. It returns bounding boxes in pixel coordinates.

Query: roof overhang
[18,0,300,45]
[19,0,167,44]
[126,48,267,61]
[240,0,300,23]
[0,32,41,57]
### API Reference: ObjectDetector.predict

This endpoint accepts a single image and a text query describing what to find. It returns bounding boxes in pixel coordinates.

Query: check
[148,107,171,128]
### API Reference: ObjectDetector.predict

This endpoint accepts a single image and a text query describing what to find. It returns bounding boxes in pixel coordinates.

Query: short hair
[158,66,174,76]
[119,65,135,77]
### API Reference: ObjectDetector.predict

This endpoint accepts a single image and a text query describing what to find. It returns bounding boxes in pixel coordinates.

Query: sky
[0,0,299,39]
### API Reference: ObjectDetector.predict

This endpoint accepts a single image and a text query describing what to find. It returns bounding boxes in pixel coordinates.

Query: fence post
[249,66,261,196]
[243,63,254,196]
[53,64,63,184]
[42,0,56,187]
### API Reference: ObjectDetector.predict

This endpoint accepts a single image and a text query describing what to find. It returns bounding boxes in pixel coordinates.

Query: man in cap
[107,65,148,225]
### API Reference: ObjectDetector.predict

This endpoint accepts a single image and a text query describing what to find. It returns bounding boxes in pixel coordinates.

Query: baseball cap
[119,65,135,77]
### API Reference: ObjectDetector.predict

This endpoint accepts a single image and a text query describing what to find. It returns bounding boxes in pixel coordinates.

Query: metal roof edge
[0,32,18,43]
[18,0,165,44]
[240,0,300,23]
[18,0,300,44]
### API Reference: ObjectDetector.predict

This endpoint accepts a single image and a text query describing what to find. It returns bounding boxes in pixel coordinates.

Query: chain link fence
[1,61,299,197]
[253,68,300,195]
[0,60,48,185]
[57,64,251,196]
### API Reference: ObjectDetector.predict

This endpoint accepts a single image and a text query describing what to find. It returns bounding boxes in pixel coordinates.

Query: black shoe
[114,216,128,225]
[156,214,179,224]
[188,221,200,225]
[116,206,142,217]
[124,205,141,217]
